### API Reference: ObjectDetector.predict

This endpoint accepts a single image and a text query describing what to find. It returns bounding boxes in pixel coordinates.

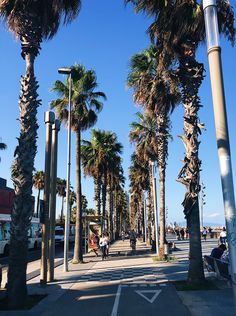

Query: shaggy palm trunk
[178,56,205,283]
[159,171,166,252]
[94,176,101,216]
[60,196,64,222]
[147,189,152,245]
[102,171,107,231]
[36,189,41,217]
[73,129,83,263]
[158,112,168,255]
[107,181,111,233]
[115,192,119,239]
[8,26,41,307]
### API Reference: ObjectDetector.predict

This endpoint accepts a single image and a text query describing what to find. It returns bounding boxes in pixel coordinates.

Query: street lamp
[58,67,72,272]
[150,160,159,256]
[200,183,206,229]
[203,0,236,304]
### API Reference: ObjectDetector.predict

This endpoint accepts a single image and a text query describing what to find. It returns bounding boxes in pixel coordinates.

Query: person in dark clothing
[210,243,227,259]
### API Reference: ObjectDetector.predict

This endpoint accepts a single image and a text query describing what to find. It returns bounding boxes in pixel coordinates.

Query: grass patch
[153,255,177,262]
[0,293,47,310]
[172,280,218,291]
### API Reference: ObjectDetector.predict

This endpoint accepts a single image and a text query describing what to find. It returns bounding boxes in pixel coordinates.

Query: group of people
[90,232,110,260]
[175,227,189,240]
[210,227,229,263]
[210,243,229,263]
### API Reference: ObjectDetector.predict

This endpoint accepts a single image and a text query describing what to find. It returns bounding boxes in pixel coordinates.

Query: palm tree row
[81,129,126,239]
[51,63,107,263]
[127,46,180,257]
[126,0,235,282]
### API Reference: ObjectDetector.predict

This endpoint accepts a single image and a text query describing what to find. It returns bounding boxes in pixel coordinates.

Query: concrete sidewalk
[0,239,235,316]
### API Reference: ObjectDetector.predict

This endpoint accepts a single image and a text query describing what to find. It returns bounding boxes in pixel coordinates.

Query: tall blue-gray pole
[203,0,236,306]
[58,68,72,272]
[48,119,60,281]
[40,111,55,284]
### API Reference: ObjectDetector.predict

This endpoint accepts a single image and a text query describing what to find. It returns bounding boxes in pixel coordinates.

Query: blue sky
[0,1,236,226]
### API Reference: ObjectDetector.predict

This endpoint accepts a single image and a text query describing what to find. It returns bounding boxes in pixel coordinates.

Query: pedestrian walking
[105,232,110,257]
[90,233,99,257]
[121,231,125,241]
[99,233,108,260]
[202,227,207,241]
[220,227,227,244]
[180,228,185,240]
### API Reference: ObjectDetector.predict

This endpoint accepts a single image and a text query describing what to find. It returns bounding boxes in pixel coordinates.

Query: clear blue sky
[0,1,236,226]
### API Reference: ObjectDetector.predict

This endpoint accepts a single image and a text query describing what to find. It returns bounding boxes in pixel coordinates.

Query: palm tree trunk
[177,56,205,283]
[73,128,83,263]
[36,189,41,217]
[159,170,166,254]
[102,170,107,231]
[94,176,101,216]
[8,49,40,308]
[147,189,152,246]
[61,196,64,222]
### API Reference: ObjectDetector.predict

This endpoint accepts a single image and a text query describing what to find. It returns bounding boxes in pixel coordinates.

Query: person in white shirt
[99,233,108,260]
[220,227,227,244]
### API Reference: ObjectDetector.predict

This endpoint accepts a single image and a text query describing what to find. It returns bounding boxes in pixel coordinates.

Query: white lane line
[111,284,122,316]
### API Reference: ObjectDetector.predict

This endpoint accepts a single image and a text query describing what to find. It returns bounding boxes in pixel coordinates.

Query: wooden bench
[203,255,231,280]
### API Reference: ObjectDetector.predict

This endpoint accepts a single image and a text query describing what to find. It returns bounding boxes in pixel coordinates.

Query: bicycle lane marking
[111,284,122,316]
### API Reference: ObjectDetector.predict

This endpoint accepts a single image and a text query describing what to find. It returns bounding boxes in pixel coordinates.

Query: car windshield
[55,230,64,236]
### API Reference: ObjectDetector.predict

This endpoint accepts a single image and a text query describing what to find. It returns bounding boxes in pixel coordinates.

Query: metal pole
[48,119,60,282]
[151,162,159,256]
[144,198,147,244]
[64,73,72,272]
[203,0,236,305]
[40,111,55,284]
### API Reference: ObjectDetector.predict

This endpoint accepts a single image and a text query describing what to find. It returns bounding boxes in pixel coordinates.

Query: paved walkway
[0,237,235,316]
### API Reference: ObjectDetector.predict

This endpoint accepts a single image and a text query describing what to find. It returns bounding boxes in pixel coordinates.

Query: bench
[203,255,231,280]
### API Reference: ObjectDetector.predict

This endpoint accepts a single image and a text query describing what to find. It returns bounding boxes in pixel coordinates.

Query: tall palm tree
[0,140,7,163]
[129,153,150,242]
[56,178,66,222]
[126,0,235,282]
[32,171,44,217]
[0,1,81,307]
[128,46,180,255]
[81,131,104,216]
[51,64,106,263]
[81,129,123,231]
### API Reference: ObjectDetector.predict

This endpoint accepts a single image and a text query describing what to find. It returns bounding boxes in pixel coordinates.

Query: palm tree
[51,64,106,263]
[0,140,7,163]
[126,0,235,282]
[129,153,150,242]
[32,171,44,217]
[56,178,67,223]
[0,1,81,307]
[81,129,123,232]
[81,131,104,216]
[128,46,180,255]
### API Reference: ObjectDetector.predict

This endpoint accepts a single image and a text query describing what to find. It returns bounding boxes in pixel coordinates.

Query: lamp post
[203,0,236,304]
[200,183,206,229]
[150,161,159,256]
[40,111,55,285]
[58,67,72,272]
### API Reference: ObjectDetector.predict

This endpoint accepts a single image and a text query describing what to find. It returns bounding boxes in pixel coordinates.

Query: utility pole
[40,111,55,285]
[48,119,60,282]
